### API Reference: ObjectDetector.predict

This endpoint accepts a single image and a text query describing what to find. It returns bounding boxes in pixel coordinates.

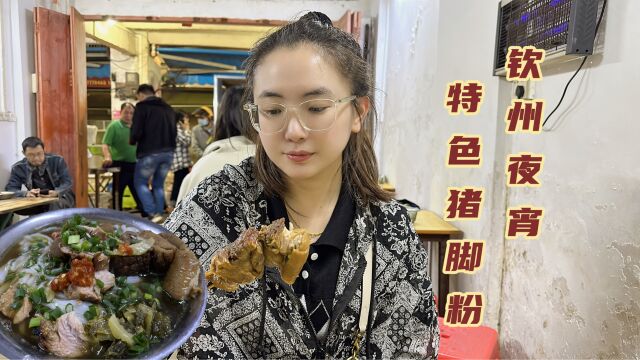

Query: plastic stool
[122,186,137,210]
[438,317,500,359]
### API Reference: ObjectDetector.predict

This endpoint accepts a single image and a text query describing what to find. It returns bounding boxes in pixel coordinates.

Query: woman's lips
[286,151,313,163]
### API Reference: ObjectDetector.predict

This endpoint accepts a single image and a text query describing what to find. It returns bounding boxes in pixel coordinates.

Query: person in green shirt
[101,102,147,217]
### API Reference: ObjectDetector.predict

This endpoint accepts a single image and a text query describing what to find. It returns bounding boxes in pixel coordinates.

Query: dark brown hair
[244,12,391,204]
[214,86,255,143]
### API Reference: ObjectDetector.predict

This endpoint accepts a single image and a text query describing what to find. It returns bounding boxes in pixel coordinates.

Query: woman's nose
[283,109,308,142]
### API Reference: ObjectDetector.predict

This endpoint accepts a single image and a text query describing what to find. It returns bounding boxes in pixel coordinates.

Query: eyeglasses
[243,95,357,134]
[24,151,45,159]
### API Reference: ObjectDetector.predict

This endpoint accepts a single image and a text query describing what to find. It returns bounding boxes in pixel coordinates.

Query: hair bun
[302,11,333,28]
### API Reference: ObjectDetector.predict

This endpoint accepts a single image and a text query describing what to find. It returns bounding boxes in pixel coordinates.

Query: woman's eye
[308,106,329,113]
[263,108,283,116]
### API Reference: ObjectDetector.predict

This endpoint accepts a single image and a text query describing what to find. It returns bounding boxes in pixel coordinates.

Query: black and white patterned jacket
[164,157,439,359]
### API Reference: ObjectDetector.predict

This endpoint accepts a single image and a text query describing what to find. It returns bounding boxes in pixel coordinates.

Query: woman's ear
[351,96,371,133]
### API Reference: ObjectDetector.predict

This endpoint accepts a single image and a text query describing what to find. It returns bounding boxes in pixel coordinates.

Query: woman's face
[253,44,364,181]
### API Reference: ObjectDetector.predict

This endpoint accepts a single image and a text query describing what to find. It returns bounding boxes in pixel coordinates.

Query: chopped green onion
[15,287,26,298]
[49,307,64,320]
[28,317,41,328]
[80,241,92,252]
[48,268,64,276]
[96,279,104,289]
[29,288,47,305]
[4,271,16,282]
[67,235,80,245]
[84,305,97,320]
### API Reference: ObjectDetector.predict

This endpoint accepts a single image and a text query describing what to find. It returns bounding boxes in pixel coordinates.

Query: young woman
[165,12,439,359]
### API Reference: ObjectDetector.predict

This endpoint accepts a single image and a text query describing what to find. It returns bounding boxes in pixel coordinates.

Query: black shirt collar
[266,184,355,252]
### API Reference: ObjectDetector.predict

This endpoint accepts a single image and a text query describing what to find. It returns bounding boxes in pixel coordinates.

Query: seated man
[5,136,75,214]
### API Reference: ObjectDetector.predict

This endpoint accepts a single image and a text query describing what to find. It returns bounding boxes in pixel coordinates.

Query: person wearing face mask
[164,12,438,359]
[190,106,214,161]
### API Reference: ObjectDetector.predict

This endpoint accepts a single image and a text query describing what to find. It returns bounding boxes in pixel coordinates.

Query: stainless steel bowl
[0,191,15,200]
[0,208,207,360]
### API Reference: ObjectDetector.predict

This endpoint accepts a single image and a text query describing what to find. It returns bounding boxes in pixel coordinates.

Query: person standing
[169,111,192,209]
[130,84,176,223]
[190,106,214,161]
[101,102,147,217]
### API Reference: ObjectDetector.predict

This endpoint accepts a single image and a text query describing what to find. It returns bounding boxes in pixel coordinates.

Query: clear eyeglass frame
[243,95,357,134]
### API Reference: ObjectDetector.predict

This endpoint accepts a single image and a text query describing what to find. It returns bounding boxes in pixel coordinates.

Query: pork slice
[151,235,178,273]
[162,249,201,301]
[49,231,65,258]
[40,312,88,358]
[12,297,31,324]
[60,245,95,260]
[0,283,17,318]
[93,252,110,272]
[94,270,115,292]
[64,284,101,303]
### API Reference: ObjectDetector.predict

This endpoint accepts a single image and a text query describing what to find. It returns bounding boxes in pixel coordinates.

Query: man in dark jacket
[130,84,176,222]
[5,136,75,214]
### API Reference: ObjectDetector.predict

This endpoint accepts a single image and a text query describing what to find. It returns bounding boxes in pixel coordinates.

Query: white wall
[376,0,503,326]
[0,0,37,189]
[0,0,74,188]
[73,0,375,21]
[499,1,640,358]
[377,0,639,358]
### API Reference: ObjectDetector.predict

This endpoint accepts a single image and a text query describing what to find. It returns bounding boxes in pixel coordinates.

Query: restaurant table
[413,210,463,316]
[88,156,121,210]
[0,197,59,231]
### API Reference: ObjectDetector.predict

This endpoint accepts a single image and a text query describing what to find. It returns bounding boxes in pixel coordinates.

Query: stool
[438,317,500,359]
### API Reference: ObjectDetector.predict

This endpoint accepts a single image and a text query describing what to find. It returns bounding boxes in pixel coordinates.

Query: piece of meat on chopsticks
[206,218,311,291]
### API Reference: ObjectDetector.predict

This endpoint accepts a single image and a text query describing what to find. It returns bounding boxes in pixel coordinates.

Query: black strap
[257,275,268,358]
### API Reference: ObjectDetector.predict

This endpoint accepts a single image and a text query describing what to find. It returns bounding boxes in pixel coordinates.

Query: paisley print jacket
[164,158,439,359]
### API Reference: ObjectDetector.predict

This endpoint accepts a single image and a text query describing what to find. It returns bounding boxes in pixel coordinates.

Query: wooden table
[0,197,59,215]
[413,210,463,316]
[0,197,59,231]
[88,156,121,210]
